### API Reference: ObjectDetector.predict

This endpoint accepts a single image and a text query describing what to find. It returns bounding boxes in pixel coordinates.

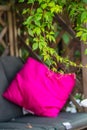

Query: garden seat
[11,112,87,130]
[0,56,87,130]
[0,113,87,130]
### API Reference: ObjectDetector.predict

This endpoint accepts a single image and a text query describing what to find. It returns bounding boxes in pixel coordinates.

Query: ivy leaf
[37,8,43,13]
[39,42,43,50]
[32,43,38,50]
[34,14,42,21]
[81,33,87,42]
[28,28,34,37]
[76,31,83,37]
[51,5,62,13]
[41,3,47,9]
[33,27,41,35]
[44,55,50,61]
[44,13,49,21]
[48,1,55,7]
[22,9,30,14]
[81,11,87,23]
[23,16,33,25]
[34,20,41,26]
[45,59,52,66]
[39,40,46,50]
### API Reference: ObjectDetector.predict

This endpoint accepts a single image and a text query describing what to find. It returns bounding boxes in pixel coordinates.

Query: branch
[54,14,76,38]
[18,35,43,64]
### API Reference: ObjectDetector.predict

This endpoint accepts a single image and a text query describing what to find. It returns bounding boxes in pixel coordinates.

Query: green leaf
[23,16,33,25]
[32,43,38,50]
[34,20,41,26]
[33,27,41,35]
[37,8,43,13]
[22,8,30,14]
[51,5,62,13]
[49,48,55,55]
[27,0,35,4]
[81,33,87,42]
[39,42,43,50]
[38,0,43,4]
[62,33,70,44]
[44,14,49,21]
[46,34,53,42]
[18,0,24,2]
[45,59,52,66]
[28,28,34,37]
[76,31,83,37]
[33,37,39,42]
[44,55,50,61]
[82,0,87,3]
[34,14,42,21]
[48,1,55,7]
[84,49,87,55]
[41,3,47,9]
[81,11,87,23]
[39,40,47,50]
[59,57,63,63]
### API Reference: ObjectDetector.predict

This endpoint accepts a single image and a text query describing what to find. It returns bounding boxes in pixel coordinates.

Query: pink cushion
[3,57,76,117]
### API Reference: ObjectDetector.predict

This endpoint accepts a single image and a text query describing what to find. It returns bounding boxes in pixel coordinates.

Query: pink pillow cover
[3,57,76,117]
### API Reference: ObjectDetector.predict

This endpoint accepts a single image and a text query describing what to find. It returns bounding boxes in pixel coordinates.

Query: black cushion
[0,56,23,122]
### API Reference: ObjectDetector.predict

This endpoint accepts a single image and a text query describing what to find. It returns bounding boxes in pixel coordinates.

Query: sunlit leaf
[32,43,38,50]
[81,11,87,23]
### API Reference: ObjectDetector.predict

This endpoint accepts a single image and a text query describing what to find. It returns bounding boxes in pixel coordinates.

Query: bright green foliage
[18,0,87,71]
[67,1,87,42]
[76,27,87,42]
[18,0,63,70]
[66,1,87,58]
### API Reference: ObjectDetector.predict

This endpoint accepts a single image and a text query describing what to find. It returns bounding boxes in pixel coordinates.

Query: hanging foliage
[18,0,87,71]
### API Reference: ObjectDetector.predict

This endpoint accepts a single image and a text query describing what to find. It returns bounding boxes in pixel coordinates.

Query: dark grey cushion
[0,122,43,130]
[0,56,24,83]
[11,112,87,130]
[0,56,23,122]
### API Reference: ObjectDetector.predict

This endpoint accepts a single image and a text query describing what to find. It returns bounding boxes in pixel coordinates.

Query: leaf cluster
[19,0,63,71]
[67,0,87,42]
[18,0,87,71]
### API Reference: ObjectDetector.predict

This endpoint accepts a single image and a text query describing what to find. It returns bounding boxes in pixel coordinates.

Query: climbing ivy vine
[67,0,87,42]
[18,0,87,71]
